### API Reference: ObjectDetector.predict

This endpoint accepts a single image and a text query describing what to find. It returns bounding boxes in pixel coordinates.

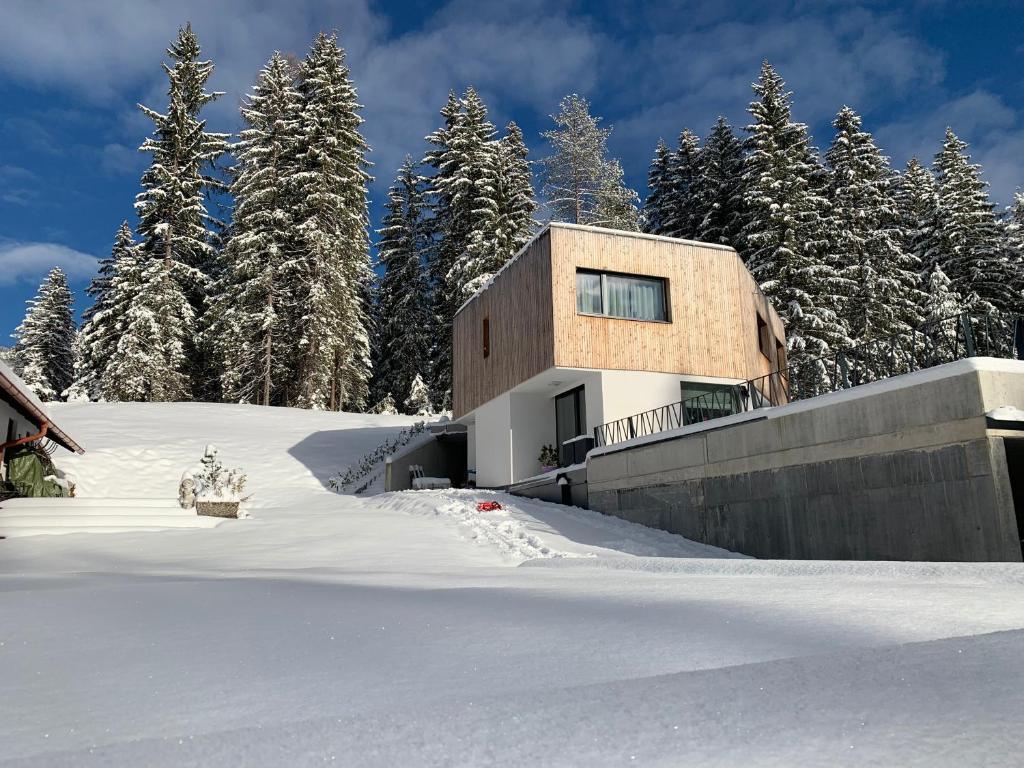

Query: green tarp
[5,445,66,498]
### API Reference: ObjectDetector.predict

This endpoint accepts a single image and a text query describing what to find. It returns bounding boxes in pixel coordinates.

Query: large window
[555,385,587,452]
[575,269,668,322]
[680,382,741,425]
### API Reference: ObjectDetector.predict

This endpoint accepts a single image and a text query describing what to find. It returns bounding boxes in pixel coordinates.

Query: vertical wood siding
[453,225,786,418]
[452,231,555,418]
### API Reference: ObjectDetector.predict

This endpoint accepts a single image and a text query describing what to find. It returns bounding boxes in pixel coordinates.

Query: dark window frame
[775,339,787,370]
[554,384,587,450]
[756,312,772,361]
[575,268,671,323]
[482,316,490,358]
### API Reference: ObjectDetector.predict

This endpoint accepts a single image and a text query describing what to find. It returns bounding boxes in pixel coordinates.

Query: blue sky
[2,0,1024,342]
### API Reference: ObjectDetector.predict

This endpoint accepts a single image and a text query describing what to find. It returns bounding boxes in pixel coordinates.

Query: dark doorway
[1003,438,1024,557]
[555,385,586,464]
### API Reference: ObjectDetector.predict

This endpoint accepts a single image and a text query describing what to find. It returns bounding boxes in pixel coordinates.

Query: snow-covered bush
[180,445,249,507]
[330,422,427,493]
[369,394,399,415]
[404,374,433,416]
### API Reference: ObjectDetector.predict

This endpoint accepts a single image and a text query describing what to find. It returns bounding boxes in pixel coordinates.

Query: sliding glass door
[555,386,587,454]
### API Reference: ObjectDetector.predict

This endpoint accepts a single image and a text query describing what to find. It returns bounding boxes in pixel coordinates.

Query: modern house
[452,223,786,488]
[1,359,83,486]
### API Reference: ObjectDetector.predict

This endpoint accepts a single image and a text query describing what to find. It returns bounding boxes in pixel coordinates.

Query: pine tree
[404,372,432,416]
[695,117,745,247]
[662,129,703,239]
[290,31,373,411]
[1004,192,1024,311]
[539,94,639,231]
[422,88,498,408]
[642,140,672,235]
[895,158,940,277]
[741,61,851,388]
[460,121,537,296]
[104,258,194,402]
[922,264,963,323]
[371,158,433,411]
[825,106,923,350]
[210,52,302,406]
[68,222,136,400]
[131,24,228,400]
[13,268,76,401]
[931,128,1012,312]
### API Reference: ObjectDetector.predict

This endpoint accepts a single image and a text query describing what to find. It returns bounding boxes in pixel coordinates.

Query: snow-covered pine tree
[210,52,302,406]
[695,117,746,248]
[12,268,76,401]
[661,129,703,239]
[741,61,851,390]
[422,88,498,408]
[642,140,672,235]
[539,94,639,231]
[290,31,373,411]
[824,106,923,352]
[130,24,228,401]
[460,121,537,296]
[931,128,1013,312]
[895,158,941,278]
[68,221,136,400]
[371,158,433,412]
[103,253,194,402]
[922,264,963,323]
[404,372,433,416]
[1004,192,1024,312]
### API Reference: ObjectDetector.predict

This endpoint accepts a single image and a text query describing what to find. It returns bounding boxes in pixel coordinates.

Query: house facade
[452,223,786,488]
[1,359,83,483]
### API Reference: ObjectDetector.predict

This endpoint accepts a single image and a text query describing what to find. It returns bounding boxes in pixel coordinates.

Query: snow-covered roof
[0,358,84,454]
[454,222,738,318]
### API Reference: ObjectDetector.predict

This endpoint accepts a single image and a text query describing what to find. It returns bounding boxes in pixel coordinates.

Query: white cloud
[0,242,99,286]
[607,7,944,184]
[875,90,1024,205]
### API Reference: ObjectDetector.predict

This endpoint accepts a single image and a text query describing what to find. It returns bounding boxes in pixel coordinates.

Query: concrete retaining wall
[587,359,1024,562]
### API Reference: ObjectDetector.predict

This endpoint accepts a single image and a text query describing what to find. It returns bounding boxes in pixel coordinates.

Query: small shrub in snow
[180,445,250,508]
[369,394,399,415]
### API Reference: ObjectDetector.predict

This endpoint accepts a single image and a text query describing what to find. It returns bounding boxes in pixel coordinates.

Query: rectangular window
[681,381,741,425]
[575,269,668,322]
[555,385,587,453]
[775,339,787,370]
[482,316,490,358]
[756,313,772,360]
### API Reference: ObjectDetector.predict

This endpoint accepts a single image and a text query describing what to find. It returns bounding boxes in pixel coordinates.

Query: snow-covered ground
[2,402,1024,766]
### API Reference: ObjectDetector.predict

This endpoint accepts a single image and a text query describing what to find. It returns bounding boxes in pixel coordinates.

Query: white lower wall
[461,368,745,488]
[473,392,512,487]
[466,422,477,472]
[597,370,687,426]
[510,391,557,481]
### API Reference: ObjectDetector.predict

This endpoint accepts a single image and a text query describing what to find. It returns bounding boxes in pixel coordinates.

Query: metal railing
[593,311,1024,448]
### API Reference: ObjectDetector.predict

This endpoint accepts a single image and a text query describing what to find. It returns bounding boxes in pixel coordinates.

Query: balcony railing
[593,311,1024,448]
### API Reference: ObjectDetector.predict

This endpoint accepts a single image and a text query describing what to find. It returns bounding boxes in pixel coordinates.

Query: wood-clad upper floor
[452,223,786,418]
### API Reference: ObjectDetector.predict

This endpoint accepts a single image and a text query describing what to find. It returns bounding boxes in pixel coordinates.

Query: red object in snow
[476,501,503,512]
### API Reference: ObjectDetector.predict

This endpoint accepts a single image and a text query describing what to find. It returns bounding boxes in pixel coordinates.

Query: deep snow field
[3,402,1024,766]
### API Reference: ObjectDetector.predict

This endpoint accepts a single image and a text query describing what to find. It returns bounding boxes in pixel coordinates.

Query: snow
[2,401,1024,765]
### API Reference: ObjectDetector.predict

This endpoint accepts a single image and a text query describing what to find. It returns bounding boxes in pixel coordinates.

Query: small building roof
[0,359,84,454]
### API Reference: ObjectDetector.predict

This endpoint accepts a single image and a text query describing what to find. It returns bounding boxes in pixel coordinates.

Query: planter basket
[195,501,240,518]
